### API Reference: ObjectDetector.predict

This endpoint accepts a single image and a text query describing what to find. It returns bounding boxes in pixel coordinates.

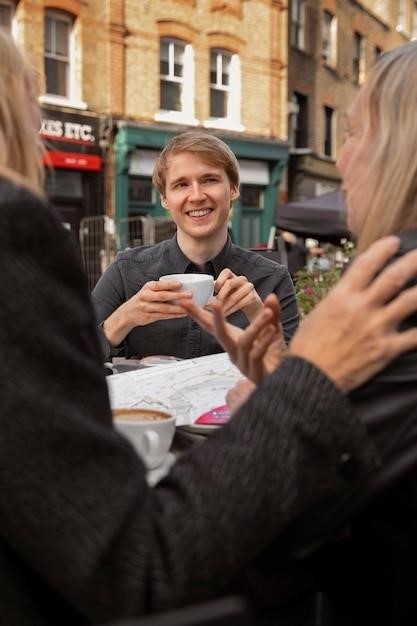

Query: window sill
[39,95,88,110]
[154,110,199,126]
[203,118,245,132]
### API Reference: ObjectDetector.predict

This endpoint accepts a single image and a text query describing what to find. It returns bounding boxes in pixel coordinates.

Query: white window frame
[204,51,243,132]
[41,9,86,110]
[155,37,198,126]
[290,0,306,51]
[322,11,337,68]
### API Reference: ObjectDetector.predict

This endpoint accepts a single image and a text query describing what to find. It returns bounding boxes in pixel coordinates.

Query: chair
[147,216,177,244]
[250,226,288,267]
[94,595,252,626]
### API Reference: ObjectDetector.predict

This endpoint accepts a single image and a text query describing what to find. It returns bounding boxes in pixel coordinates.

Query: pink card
[195,404,231,425]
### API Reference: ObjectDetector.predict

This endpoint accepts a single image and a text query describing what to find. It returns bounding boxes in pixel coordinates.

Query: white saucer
[177,423,221,435]
[139,355,183,367]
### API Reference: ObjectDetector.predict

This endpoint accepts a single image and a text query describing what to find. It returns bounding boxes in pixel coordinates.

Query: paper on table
[107,352,244,426]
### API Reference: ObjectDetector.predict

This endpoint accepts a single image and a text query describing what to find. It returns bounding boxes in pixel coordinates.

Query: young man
[92,131,299,361]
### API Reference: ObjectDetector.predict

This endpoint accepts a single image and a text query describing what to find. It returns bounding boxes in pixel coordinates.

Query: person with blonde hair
[92,130,300,362]
[0,30,43,195]
[340,41,417,253]
[182,40,417,625]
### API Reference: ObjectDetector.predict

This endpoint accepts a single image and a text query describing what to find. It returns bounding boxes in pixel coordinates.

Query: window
[323,106,334,157]
[45,169,82,199]
[290,0,306,51]
[210,49,231,118]
[352,32,365,85]
[0,1,14,32]
[159,38,185,112]
[322,11,337,68]
[205,49,242,131]
[157,37,196,124]
[240,185,264,209]
[44,11,73,98]
[293,92,308,148]
[128,178,155,205]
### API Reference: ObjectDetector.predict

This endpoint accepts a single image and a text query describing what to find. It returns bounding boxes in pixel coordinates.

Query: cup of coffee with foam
[113,408,175,470]
[159,273,214,308]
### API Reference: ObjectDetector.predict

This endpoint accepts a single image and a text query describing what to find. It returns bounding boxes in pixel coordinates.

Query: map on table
[106,352,244,426]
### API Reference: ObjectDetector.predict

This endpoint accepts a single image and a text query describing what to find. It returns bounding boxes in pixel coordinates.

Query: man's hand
[211,268,263,321]
[102,280,192,347]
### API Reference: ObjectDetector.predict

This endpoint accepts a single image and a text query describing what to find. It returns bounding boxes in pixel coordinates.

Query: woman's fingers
[340,236,400,292]
[366,248,417,304]
[178,298,215,333]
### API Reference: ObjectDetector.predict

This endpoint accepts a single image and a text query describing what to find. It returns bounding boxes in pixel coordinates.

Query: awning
[276,190,350,241]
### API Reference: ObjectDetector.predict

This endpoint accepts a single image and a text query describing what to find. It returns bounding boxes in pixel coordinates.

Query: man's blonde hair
[350,41,417,252]
[152,130,240,194]
[0,31,44,196]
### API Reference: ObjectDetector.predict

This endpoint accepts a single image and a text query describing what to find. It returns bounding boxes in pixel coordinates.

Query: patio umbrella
[275,190,350,241]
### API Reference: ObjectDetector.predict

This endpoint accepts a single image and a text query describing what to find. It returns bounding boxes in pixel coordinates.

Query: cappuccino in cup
[113,408,175,469]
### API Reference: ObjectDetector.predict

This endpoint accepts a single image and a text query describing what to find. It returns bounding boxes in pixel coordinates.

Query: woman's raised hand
[180,292,286,384]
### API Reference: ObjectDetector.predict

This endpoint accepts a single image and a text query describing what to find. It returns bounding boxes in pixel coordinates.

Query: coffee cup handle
[143,430,160,456]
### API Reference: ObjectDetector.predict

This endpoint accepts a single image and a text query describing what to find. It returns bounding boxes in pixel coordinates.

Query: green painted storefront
[114,122,289,248]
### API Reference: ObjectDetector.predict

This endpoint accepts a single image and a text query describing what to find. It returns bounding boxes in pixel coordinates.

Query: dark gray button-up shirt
[92,236,300,361]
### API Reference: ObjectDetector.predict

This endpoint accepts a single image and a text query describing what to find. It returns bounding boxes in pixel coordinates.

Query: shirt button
[338,452,360,481]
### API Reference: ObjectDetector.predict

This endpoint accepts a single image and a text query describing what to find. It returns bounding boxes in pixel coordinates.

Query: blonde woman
[2,30,417,625]
[0,30,43,195]
[183,41,417,625]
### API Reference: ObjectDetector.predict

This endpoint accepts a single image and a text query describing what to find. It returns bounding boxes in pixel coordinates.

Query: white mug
[113,408,175,470]
[159,273,214,308]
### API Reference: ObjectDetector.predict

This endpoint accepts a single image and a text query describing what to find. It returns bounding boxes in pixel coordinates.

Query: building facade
[1,0,291,249]
[1,0,109,235]
[109,0,290,248]
[287,0,417,202]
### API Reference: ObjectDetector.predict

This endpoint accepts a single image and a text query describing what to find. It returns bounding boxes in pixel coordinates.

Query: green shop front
[113,122,289,249]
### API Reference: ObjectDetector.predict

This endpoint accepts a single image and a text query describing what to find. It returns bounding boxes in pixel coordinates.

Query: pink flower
[304,287,315,297]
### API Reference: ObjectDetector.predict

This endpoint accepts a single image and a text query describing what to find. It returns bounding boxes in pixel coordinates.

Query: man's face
[161,151,239,243]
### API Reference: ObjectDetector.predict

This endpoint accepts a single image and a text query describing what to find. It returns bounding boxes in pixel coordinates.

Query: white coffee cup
[113,408,175,470]
[159,273,214,308]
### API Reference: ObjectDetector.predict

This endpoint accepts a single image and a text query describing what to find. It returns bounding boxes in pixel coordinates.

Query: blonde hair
[351,41,417,252]
[0,30,44,196]
[152,130,240,194]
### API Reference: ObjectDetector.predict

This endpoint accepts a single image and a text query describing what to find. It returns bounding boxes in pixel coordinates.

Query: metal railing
[79,215,177,290]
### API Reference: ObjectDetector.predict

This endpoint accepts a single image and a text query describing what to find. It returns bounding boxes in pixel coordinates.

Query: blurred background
[1,0,415,290]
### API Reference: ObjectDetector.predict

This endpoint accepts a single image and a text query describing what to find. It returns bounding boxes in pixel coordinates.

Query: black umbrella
[276,190,350,241]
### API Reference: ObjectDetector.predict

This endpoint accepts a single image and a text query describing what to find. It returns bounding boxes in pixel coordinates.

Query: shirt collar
[168,234,233,278]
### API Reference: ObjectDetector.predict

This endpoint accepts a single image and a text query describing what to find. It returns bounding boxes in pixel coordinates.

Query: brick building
[1,0,292,249]
[108,0,290,248]
[1,0,109,234]
[4,0,414,249]
[287,0,417,202]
